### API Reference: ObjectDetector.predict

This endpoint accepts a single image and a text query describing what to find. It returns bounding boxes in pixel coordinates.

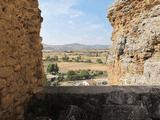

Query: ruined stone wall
[0,0,43,119]
[107,0,160,85]
[26,86,160,120]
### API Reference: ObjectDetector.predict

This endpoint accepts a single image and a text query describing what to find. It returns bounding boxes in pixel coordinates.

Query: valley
[43,49,109,86]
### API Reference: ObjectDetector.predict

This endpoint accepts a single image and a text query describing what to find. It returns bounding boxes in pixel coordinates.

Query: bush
[84,59,92,63]
[79,70,90,79]
[75,56,81,62]
[96,59,103,64]
[47,63,59,74]
[57,73,65,81]
[62,70,107,81]
[66,70,91,81]
[46,56,58,62]
[53,55,58,61]
[95,71,103,76]
[62,54,69,62]
[66,70,78,80]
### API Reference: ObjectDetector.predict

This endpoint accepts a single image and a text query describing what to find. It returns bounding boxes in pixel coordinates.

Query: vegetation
[75,55,81,62]
[96,59,103,64]
[62,54,69,62]
[47,63,59,74]
[66,70,90,81]
[45,63,107,86]
[84,59,92,63]
[46,56,59,62]
[65,70,106,81]
[57,73,65,81]
[43,49,109,86]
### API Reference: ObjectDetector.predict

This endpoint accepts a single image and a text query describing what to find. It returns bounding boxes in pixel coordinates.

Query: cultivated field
[43,49,109,86]
[57,62,107,73]
[43,50,109,63]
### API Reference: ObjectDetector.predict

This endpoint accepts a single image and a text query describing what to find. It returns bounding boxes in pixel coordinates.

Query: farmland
[43,49,109,86]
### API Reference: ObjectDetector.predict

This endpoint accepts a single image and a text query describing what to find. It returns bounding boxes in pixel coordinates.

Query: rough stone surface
[0,0,43,119]
[26,86,160,120]
[107,0,160,85]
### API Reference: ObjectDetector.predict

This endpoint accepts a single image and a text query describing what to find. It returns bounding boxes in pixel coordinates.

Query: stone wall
[26,86,160,120]
[107,0,160,85]
[0,0,43,119]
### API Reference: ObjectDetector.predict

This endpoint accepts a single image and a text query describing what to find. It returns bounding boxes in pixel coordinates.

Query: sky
[39,0,115,45]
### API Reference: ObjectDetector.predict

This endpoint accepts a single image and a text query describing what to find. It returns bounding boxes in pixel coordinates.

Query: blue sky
[39,0,114,45]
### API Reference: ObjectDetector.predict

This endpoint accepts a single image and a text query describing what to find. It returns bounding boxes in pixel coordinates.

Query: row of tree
[46,55,104,64]
[47,63,106,81]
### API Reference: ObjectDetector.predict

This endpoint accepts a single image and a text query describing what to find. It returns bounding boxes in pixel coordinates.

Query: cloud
[39,0,83,18]
[41,20,112,45]
[39,0,113,45]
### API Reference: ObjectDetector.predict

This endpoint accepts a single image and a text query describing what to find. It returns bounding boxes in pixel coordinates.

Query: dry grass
[43,51,107,63]
[57,62,107,73]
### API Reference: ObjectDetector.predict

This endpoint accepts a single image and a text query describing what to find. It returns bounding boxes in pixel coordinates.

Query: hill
[43,43,110,51]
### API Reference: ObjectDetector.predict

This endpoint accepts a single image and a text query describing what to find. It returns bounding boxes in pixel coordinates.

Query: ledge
[27,86,160,120]
[36,86,160,94]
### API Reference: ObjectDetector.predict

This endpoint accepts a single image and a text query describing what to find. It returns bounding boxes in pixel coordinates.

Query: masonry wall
[26,87,160,120]
[107,0,160,85]
[0,0,43,119]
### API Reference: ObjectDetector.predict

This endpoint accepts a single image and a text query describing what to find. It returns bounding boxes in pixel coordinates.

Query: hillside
[43,43,110,51]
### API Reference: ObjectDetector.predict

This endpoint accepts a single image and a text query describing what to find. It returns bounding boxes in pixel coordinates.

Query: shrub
[65,70,106,81]
[79,70,90,79]
[66,70,91,81]
[96,59,103,64]
[75,55,81,62]
[62,54,69,62]
[57,73,65,81]
[47,63,59,74]
[85,59,92,63]
[46,56,58,62]
[53,55,58,61]
[95,71,103,76]
[66,70,77,80]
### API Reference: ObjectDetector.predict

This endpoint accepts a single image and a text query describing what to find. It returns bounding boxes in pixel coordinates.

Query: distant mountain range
[43,43,110,51]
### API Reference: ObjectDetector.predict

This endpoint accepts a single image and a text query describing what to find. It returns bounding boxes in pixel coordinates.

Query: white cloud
[39,0,83,17]
[39,0,112,45]
[42,21,112,45]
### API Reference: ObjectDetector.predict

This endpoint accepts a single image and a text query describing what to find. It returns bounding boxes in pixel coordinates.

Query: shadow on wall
[25,86,160,120]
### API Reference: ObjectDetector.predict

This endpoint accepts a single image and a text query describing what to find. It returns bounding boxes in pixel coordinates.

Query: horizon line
[42,42,111,46]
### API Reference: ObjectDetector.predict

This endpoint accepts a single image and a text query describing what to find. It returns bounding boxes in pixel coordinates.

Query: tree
[96,59,103,64]
[57,73,65,81]
[47,63,59,74]
[66,70,77,80]
[46,56,59,62]
[62,54,69,62]
[75,55,81,62]
[66,70,91,81]
[53,55,58,61]
[95,71,103,76]
[79,70,90,79]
